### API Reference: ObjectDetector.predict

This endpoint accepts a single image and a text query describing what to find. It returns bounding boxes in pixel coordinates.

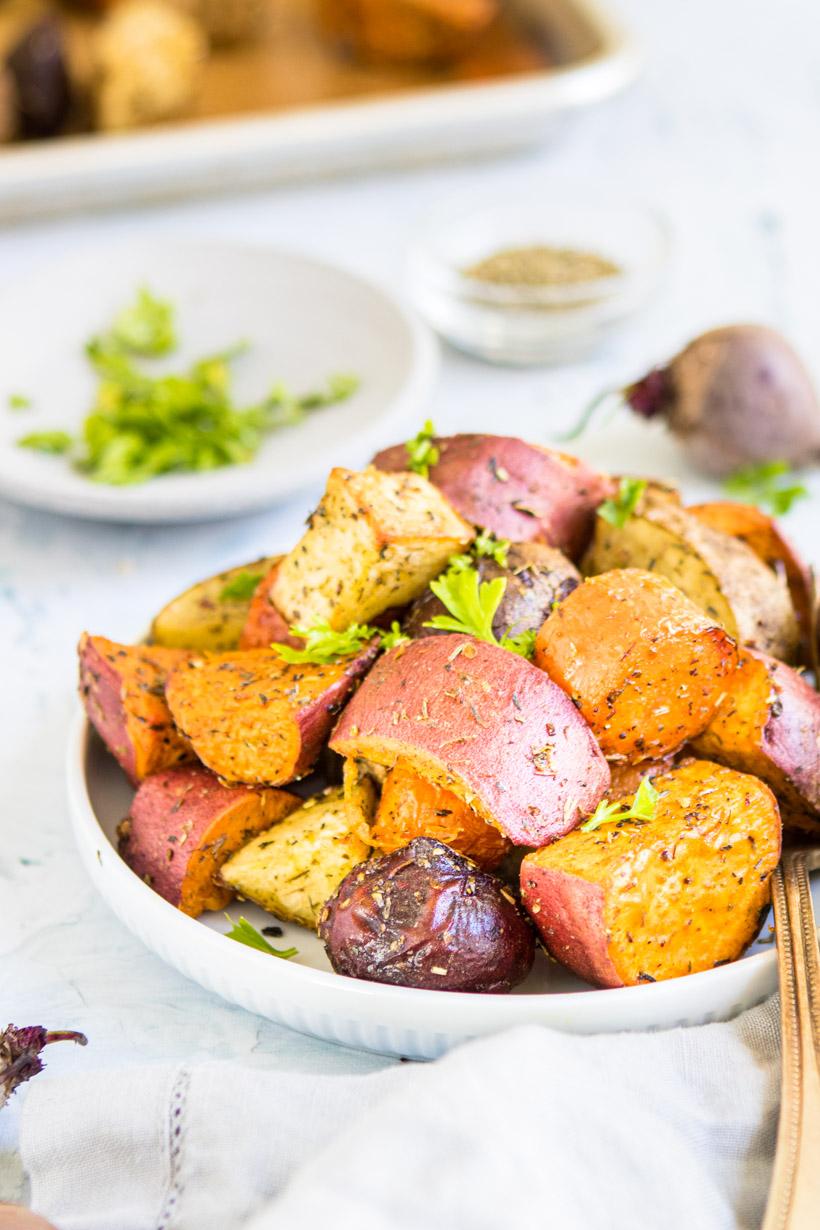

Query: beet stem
[555,388,623,443]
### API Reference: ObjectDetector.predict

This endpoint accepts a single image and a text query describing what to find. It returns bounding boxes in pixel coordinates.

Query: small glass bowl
[409,197,671,365]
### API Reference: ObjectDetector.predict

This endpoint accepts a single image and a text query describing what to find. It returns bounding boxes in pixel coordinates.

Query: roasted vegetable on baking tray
[80,420,813,996]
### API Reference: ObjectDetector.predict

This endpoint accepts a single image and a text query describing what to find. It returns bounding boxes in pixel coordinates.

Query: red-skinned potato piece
[165,644,379,785]
[520,759,781,987]
[330,634,610,847]
[693,647,820,818]
[534,569,739,761]
[319,837,535,993]
[78,634,193,784]
[118,764,300,916]
[372,434,613,559]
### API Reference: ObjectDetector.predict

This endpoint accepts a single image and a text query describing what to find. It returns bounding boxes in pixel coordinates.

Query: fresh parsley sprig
[449,529,511,572]
[219,571,264,603]
[580,777,660,833]
[425,564,535,659]
[225,915,297,959]
[272,619,408,665]
[723,461,808,517]
[405,420,439,478]
[597,477,647,528]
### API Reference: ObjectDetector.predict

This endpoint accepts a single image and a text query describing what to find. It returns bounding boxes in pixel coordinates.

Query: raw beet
[319,837,535,993]
[6,16,72,139]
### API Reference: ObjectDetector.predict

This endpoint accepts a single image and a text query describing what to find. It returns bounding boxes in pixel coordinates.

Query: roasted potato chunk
[520,759,781,987]
[332,634,610,847]
[582,498,799,662]
[693,648,820,818]
[320,837,535,992]
[165,644,378,785]
[119,764,300,917]
[220,786,372,928]
[151,556,280,652]
[78,634,193,783]
[271,466,472,632]
[371,758,511,870]
[534,569,738,761]
[403,542,580,642]
[374,434,612,559]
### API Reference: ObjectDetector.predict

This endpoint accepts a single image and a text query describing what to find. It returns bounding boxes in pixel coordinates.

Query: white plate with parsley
[0,240,438,523]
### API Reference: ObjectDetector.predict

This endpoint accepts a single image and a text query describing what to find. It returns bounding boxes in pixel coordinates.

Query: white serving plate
[0,0,640,224]
[0,240,437,523]
[68,712,814,1061]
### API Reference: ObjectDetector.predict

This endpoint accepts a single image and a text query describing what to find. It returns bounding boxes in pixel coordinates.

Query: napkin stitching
[156,1065,191,1230]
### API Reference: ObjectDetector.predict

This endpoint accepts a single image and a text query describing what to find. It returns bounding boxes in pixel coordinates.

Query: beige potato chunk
[219,787,372,929]
[272,466,473,631]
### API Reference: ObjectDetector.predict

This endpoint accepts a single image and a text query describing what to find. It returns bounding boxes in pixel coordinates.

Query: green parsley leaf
[501,628,538,659]
[225,915,297,959]
[581,777,660,833]
[597,477,647,528]
[472,529,510,567]
[723,461,808,516]
[104,287,177,357]
[405,420,439,478]
[17,430,74,455]
[8,393,31,410]
[272,621,378,665]
[219,571,263,603]
[380,621,411,651]
[426,566,506,644]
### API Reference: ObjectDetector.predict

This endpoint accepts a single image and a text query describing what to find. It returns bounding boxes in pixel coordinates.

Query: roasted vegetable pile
[80,426,819,993]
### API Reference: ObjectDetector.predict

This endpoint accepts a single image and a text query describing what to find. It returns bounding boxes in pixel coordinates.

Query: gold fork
[761,844,820,1230]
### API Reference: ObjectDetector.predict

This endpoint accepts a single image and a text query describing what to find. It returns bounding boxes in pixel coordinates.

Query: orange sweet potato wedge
[689,500,813,656]
[371,758,511,870]
[331,634,610,847]
[239,561,303,651]
[78,634,194,783]
[520,759,782,987]
[118,763,300,916]
[165,644,378,785]
[373,433,613,560]
[693,647,820,818]
[534,569,739,761]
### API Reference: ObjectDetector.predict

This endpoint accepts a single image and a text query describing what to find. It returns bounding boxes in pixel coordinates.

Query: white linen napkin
[19,998,780,1230]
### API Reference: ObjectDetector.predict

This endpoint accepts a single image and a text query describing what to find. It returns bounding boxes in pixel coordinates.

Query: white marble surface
[2,0,820,1205]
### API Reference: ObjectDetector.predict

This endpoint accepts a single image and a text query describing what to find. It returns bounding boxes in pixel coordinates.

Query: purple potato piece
[319,837,535,993]
[403,542,580,642]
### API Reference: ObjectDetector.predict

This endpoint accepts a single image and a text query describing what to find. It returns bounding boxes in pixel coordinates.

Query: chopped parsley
[7,393,31,410]
[425,563,536,659]
[219,571,264,603]
[449,529,511,572]
[597,477,647,528]
[405,419,439,478]
[272,619,407,665]
[225,915,297,959]
[723,461,808,516]
[580,777,660,833]
[15,288,360,486]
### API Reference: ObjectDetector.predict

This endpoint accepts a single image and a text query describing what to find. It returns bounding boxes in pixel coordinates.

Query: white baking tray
[0,0,639,223]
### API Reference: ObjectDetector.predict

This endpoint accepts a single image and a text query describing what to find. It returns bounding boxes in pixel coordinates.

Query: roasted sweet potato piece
[150,556,281,652]
[371,758,511,870]
[331,634,610,847]
[271,466,472,631]
[582,497,799,662]
[693,648,820,818]
[320,837,535,993]
[165,644,378,786]
[118,764,300,917]
[520,759,782,987]
[373,434,613,559]
[220,786,373,929]
[403,542,580,642]
[688,500,813,657]
[534,569,738,761]
[78,634,193,783]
